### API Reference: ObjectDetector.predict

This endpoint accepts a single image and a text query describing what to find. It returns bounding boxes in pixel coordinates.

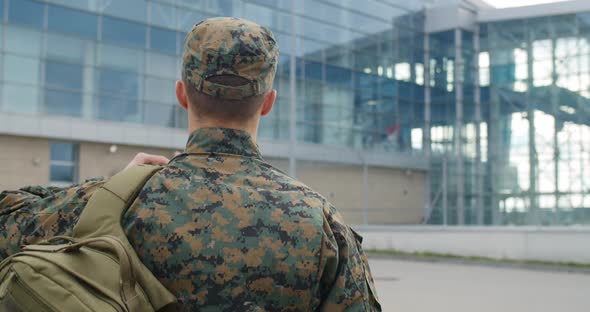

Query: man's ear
[260,90,276,116]
[176,80,189,110]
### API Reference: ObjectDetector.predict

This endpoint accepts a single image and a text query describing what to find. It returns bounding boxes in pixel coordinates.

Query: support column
[288,2,297,177]
[489,85,501,225]
[526,32,539,225]
[423,30,432,222]
[551,36,560,221]
[362,161,369,225]
[442,156,448,225]
[474,26,484,225]
[454,29,465,225]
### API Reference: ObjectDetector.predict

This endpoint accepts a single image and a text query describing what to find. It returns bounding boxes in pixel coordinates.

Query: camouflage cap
[182,17,279,100]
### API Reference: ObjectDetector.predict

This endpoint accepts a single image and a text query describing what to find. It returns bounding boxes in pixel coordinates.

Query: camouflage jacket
[0,127,381,311]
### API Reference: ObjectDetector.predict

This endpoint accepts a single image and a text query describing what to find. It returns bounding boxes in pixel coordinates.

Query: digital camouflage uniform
[0,17,381,311]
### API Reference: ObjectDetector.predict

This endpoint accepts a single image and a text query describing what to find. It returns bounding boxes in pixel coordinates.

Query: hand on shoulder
[124,153,170,170]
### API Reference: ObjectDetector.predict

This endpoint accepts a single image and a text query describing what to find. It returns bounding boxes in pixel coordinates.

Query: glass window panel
[174,106,188,128]
[274,33,294,55]
[96,68,139,99]
[46,33,95,64]
[4,27,42,57]
[45,61,83,91]
[8,0,44,29]
[102,0,146,23]
[144,102,175,127]
[48,5,97,39]
[102,16,146,49]
[96,96,140,122]
[144,77,174,103]
[50,142,76,162]
[98,44,144,72]
[44,89,82,117]
[301,17,353,45]
[1,83,38,114]
[326,64,352,87]
[150,26,177,55]
[50,164,75,182]
[150,2,176,29]
[4,55,40,84]
[146,52,177,79]
[177,8,209,31]
[178,0,233,15]
[240,3,290,34]
[44,0,98,12]
[177,31,187,56]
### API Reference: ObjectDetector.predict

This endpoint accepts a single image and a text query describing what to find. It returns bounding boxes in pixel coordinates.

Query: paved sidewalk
[370,258,590,312]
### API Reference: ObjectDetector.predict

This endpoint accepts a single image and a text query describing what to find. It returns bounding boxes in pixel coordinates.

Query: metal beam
[474,25,484,225]
[551,35,560,221]
[488,25,502,226]
[362,161,369,225]
[443,155,448,225]
[454,28,465,225]
[424,29,433,221]
[526,28,539,225]
[288,1,298,178]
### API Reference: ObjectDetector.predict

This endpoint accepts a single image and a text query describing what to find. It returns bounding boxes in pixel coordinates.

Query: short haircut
[182,75,266,121]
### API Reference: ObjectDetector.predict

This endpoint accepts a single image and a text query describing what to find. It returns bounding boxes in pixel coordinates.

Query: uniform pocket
[350,228,382,311]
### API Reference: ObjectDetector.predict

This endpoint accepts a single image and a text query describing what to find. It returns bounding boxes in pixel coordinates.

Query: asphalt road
[369,258,590,312]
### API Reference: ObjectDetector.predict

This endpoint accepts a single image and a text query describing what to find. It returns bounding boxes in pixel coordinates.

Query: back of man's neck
[188,119,259,142]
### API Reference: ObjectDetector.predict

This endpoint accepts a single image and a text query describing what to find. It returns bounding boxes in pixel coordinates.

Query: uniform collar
[184,127,262,159]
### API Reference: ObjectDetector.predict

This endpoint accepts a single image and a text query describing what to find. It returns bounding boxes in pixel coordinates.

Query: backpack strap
[73,164,177,311]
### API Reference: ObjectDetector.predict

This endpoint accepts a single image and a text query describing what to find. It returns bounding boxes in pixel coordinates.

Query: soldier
[0,17,380,311]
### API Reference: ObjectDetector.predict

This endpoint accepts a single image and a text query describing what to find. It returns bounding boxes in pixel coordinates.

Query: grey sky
[484,0,570,8]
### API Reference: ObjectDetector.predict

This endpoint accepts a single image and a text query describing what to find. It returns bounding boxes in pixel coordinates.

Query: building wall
[78,142,177,181]
[367,167,426,224]
[0,135,427,224]
[0,135,50,190]
[296,161,426,225]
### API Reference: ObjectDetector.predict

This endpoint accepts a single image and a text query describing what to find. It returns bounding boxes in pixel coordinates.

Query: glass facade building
[477,12,590,225]
[0,0,589,225]
[0,0,431,152]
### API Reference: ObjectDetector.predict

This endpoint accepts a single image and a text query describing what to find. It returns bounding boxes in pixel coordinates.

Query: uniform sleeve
[317,204,381,311]
[0,177,106,259]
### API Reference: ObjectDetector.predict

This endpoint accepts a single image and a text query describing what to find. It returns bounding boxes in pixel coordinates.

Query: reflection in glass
[98,44,144,72]
[50,142,76,162]
[96,96,139,123]
[150,26,177,55]
[47,33,94,63]
[96,68,139,99]
[1,84,38,114]
[45,61,83,91]
[44,89,82,117]
[50,163,75,182]
[144,102,175,127]
[4,27,42,57]
[102,0,146,23]
[102,16,146,49]
[3,55,40,85]
[8,0,44,29]
[48,5,97,39]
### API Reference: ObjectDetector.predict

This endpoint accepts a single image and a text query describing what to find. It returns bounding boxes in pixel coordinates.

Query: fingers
[139,154,170,165]
[125,153,170,170]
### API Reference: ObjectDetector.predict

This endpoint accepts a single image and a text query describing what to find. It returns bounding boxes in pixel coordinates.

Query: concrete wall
[0,135,50,190]
[78,142,176,181]
[367,167,425,224]
[296,161,426,225]
[0,135,427,225]
[356,225,590,263]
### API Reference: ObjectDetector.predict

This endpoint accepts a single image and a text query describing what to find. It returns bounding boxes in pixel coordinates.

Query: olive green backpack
[0,165,177,312]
